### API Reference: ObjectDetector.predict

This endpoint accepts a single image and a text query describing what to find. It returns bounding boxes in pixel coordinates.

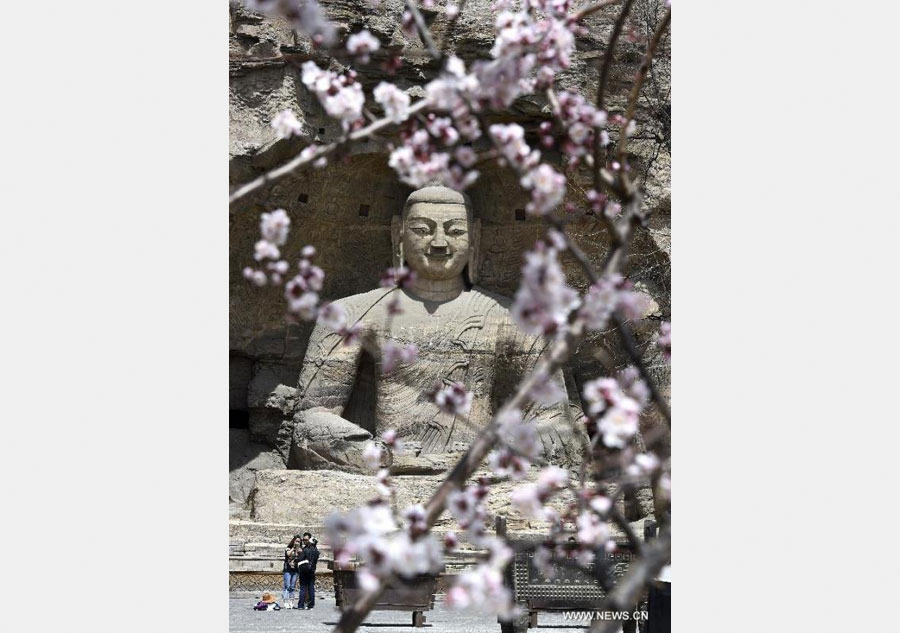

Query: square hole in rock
[298,193,309,204]
[515,208,526,221]
[358,204,370,217]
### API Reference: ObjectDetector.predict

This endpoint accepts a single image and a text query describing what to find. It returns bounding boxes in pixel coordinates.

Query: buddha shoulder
[327,287,396,322]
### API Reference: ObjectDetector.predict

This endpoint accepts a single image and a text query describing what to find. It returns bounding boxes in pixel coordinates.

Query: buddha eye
[410,226,430,235]
[448,229,467,236]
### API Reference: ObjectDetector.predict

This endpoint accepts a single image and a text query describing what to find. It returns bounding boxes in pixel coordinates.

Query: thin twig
[405,0,441,60]
[611,312,671,425]
[617,6,671,163]
[593,0,634,207]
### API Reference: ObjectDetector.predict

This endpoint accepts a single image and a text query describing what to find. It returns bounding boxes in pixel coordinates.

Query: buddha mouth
[425,253,452,260]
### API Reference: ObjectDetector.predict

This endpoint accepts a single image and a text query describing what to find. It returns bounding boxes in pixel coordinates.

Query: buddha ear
[390,214,404,268]
[467,218,481,285]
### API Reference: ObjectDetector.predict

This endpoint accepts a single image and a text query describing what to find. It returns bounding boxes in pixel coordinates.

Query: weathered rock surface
[249,468,652,535]
[230,429,287,506]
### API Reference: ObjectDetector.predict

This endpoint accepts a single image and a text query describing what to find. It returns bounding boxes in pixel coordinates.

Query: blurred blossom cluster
[582,369,649,449]
[301,62,365,129]
[244,0,336,47]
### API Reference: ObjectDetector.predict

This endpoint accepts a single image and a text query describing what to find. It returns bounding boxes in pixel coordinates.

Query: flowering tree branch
[229,99,430,204]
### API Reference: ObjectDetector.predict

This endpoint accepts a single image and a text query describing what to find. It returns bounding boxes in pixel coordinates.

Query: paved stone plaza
[230,593,598,633]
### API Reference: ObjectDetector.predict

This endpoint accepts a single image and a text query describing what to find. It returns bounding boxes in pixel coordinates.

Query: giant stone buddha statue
[267,185,586,474]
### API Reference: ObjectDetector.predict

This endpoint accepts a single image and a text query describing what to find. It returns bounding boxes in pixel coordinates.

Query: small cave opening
[229,409,250,429]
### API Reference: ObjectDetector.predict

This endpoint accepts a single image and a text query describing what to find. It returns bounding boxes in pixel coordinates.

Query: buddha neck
[408,275,465,303]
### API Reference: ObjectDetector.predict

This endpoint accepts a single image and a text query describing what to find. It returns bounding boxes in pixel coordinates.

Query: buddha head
[391,185,482,284]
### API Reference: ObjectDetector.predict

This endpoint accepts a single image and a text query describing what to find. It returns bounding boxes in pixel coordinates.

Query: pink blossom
[380,266,416,289]
[658,321,671,359]
[496,408,539,461]
[375,468,391,498]
[317,302,348,331]
[373,82,411,123]
[618,288,652,320]
[285,289,318,319]
[597,398,640,449]
[426,116,460,146]
[357,569,380,592]
[382,340,418,373]
[490,123,540,171]
[271,110,303,139]
[579,278,619,329]
[243,0,337,48]
[346,29,380,63]
[444,531,459,549]
[381,428,403,451]
[512,241,579,336]
[589,495,612,515]
[576,511,609,546]
[522,163,566,215]
[253,239,280,261]
[473,54,535,108]
[488,449,529,480]
[536,466,569,491]
[448,487,481,525]
[446,565,515,619]
[446,3,459,19]
[259,208,290,246]
[402,504,428,534]
[430,382,472,415]
[627,452,661,477]
[300,61,364,127]
[243,267,267,286]
[618,366,650,407]
[362,442,382,470]
[454,146,477,167]
[510,484,545,519]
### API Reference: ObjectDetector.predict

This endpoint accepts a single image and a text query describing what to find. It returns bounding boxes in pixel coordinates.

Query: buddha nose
[431,229,449,250]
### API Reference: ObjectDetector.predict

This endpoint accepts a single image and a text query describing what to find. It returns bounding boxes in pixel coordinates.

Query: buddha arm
[294,319,363,416]
[495,324,587,466]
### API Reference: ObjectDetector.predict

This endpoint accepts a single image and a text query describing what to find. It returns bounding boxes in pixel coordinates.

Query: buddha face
[402,202,472,281]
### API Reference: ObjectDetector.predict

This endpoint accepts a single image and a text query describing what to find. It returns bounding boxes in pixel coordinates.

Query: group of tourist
[281,531,319,609]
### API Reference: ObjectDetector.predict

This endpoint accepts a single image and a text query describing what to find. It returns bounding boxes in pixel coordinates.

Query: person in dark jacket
[296,532,319,609]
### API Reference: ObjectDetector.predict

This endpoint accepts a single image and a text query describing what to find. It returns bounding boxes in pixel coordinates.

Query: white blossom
[589,495,612,515]
[346,29,380,63]
[254,239,280,261]
[512,241,579,336]
[431,382,472,415]
[382,340,418,373]
[373,82,411,123]
[271,110,303,139]
[362,441,383,470]
[522,163,565,215]
[317,302,349,331]
[259,208,290,246]
[597,398,640,449]
[576,511,609,546]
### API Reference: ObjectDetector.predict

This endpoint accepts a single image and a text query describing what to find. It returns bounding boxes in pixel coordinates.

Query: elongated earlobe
[390,215,404,269]
[467,219,481,285]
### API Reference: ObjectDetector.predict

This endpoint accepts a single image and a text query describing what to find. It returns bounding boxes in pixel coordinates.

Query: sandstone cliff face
[228,0,671,508]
